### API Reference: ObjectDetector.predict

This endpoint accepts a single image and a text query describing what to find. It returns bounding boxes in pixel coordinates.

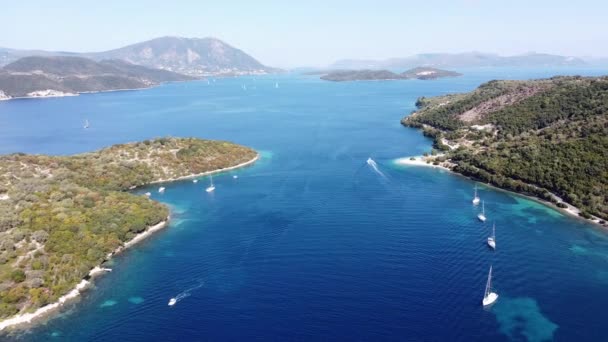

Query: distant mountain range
[0,56,193,100]
[0,37,278,76]
[330,52,592,69]
[316,67,461,82]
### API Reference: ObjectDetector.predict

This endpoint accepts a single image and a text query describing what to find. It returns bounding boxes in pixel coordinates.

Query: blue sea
[1,67,608,341]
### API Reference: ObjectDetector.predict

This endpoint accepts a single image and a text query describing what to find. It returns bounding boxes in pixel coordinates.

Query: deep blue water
[1,67,608,341]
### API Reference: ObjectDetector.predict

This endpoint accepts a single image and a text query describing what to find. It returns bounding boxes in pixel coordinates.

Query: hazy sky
[1,0,606,67]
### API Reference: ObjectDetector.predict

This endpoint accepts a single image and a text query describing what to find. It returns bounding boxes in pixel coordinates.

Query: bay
[1,67,607,341]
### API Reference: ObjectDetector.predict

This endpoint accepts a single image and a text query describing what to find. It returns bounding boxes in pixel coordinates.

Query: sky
[1,0,607,67]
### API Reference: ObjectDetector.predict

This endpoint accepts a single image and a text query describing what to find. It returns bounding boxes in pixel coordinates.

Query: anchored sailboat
[472,185,480,205]
[487,223,496,249]
[478,201,487,222]
[205,176,215,192]
[482,265,499,306]
[83,119,90,129]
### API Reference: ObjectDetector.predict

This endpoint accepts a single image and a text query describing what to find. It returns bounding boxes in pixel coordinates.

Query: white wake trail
[366,157,387,179]
[169,281,205,306]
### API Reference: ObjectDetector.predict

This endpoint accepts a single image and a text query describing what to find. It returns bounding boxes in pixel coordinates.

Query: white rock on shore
[25,89,78,98]
[0,90,11,101]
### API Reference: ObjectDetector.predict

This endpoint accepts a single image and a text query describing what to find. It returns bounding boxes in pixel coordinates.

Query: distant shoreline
[0,78,204,102]
[394,156,605,228]
[0,153,259,332]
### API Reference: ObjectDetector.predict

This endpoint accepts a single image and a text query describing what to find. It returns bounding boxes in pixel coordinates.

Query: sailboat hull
[483,292,498,306]
[472,197,480,205]
[487,238,496,249]
[478,214,486,222]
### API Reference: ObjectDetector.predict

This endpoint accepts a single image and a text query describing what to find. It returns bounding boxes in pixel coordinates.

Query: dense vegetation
[402,76,608,221]
[0,138,256,319]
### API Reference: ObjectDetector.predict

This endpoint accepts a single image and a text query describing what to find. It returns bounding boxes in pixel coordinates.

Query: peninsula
[318,67,461,82]
[0,56,194,100]
[400,76,608,226]
[0,138,257,329]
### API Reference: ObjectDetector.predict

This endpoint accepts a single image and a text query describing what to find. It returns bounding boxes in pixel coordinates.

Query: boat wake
[366,157,387,180]
[168,281,205,306]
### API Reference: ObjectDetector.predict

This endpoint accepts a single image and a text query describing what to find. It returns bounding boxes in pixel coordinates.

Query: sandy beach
[394,155,452,171]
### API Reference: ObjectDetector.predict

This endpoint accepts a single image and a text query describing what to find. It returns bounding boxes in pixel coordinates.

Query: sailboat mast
[485,266,493,296]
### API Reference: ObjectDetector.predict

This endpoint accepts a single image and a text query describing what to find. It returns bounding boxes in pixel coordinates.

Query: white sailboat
[487,223,496,249]
[482,265,499,306]
[158,187,165,193]
[472,185,480,205]
[478,201,487,222]
[193,179,198,183]
[83,119,90,129]
[205,176,215,192]
[168,297,177,306]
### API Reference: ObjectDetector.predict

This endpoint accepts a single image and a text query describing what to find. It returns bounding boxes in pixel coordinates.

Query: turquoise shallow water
[1,67,608,341]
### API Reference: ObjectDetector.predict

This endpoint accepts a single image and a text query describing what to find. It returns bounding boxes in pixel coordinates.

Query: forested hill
[0,138,257,319]
[401,76,608,223]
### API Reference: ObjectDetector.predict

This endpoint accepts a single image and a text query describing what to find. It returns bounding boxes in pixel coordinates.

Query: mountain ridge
[332,52,588,69]
[0,37,278,76]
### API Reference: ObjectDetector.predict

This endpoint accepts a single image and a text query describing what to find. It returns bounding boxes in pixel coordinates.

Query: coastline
[0,219,168,332]
[0,153,259,331]
[148,153,259,185]
[0,86,149,102]
[394,155,605,227]
[0,78,197,102]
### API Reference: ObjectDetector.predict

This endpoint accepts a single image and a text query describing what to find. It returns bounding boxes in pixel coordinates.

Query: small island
[0,138,257,329]
[317,67,462,82]
[400,76,608,226]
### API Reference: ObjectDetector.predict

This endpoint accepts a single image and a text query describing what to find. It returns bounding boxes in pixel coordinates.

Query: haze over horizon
[1,0,607,68]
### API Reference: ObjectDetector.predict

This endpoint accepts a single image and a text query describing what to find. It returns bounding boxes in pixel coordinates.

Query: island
[400,76,608,226]
[317,67,462,82]
[0,138,258,329]
[0,56,195,100]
